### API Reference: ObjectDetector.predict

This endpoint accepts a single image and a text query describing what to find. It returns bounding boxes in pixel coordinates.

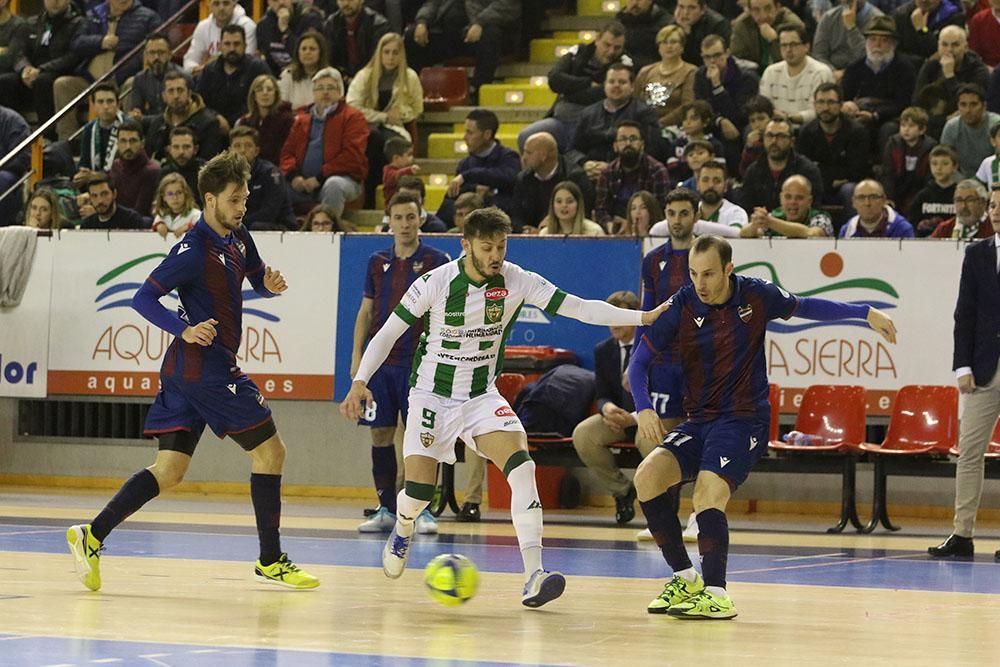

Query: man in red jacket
[279,66,369,216]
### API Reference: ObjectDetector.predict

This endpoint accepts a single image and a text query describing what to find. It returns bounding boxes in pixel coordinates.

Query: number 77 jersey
[392,259,568,400]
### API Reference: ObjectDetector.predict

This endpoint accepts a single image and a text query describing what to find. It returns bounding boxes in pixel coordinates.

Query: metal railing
[0,0,201,207]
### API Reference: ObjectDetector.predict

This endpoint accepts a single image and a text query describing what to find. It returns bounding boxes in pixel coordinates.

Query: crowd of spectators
[0,0,998,239]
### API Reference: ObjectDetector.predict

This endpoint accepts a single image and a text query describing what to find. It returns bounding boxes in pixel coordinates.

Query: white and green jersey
[393,259,568,400]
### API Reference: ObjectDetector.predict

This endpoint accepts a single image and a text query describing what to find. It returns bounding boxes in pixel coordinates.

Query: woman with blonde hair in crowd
[614,190,661,236]
[634,24,696,128]
[346,32,424,208]
[22,189,65,229]
[278,30,330,110]
[237,74,295,165]
[152,173,201,239]
[539,181,606,236]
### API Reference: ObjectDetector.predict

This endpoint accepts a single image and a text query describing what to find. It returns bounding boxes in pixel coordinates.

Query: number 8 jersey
[392,259,568,400]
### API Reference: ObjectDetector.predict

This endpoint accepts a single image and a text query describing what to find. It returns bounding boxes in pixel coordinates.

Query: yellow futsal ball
[424,553,479,607]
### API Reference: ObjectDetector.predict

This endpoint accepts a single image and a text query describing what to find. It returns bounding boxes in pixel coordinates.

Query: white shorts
[403,388,525,463]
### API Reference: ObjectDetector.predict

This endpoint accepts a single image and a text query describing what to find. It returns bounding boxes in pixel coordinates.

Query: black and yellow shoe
[666,589,738,620]
[254,553,320,590]
[67,524,103,591]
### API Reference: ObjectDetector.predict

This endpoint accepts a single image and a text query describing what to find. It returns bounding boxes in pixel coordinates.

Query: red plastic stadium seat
[419,67,469,111]
[859,385,959,457]
[495,372,526,405]
[769,383,780,442]
[769,385,866,453]
[949,419,1000,459]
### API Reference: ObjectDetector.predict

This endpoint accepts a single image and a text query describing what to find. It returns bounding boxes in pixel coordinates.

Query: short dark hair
[388,191,422,213]
[615,119,643,135]
[198,150,250,201]
[467,108,499,138]
[221,24,246,41]
[681,100,713,127]
[698,159,727,176]
[454,192,485,211]
[146,33,170,47]
[776,23,808,44]
[747,95,774,117]
[700,33,726,51]
[86,171,114,192]
[164,70,190,87]
[665,187,700,209]
[464,206,512,240]
[606,61,634,81]
[813,82,841,101]
[900,105,929,129]
[598,19,626,38]
[956,83,986,102]
[118,118,143,137]
[169,126,197,142]
[684,139,714,156]
[229,125,260,145]
[90,81,119,101]
[929,144,958,164]
[691,234,732,267]
[384,136,413,162]
[396,174,425,197]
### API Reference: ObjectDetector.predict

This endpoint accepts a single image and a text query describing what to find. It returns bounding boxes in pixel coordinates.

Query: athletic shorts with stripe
[403,388,525,463]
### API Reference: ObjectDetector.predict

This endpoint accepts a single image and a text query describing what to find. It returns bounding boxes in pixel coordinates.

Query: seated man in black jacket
[144,71,226,162]
[230,126,296,230]
[518,20,631,153]
[511,131,594,233]
[194,24,269,128]
[79,172,145,230]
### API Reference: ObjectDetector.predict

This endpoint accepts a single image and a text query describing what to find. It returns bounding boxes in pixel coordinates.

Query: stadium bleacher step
[376,184,448,212]
[577,0,621,16]
[496,63,553,79]
[529,37,593,64]
[478,83,557,107]
[426,131,522,159]
[421,107,551,125]
[541,16,608,31]
[416,158,461,173]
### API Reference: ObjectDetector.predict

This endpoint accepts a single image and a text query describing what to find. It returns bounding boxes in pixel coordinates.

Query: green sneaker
[67,524,102,591]
[667,589,738,620]
[254,553,320,589]
[647,572,705,614]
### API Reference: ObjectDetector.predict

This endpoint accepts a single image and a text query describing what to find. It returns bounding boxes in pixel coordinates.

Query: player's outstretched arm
[866,307,897,344]
[640,299,671,325]
[555,293,652,326]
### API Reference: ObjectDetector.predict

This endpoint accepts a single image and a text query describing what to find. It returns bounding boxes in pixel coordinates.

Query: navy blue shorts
[144,373,273,442]
[359,364,411,428]
[648,361,685,419]
[659,416,769,489]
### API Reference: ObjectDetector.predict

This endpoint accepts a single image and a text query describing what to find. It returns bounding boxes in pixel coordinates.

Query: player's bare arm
[340,381,375,420]
[181,318,218,347]
[264,267,287,294]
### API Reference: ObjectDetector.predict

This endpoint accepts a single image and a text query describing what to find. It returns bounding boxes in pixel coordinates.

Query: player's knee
[150,462,187,489]
[255,438,286,469]
[635,452,679,500]
[692,473,731,513]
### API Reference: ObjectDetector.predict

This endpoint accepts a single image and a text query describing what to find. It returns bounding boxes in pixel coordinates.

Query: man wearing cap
[279,66,370,216]
[841,15,916,142]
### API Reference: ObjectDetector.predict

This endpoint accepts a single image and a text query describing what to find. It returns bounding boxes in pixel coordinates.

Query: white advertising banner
[0,236,53,397]
[647,238,966,415]
[46,232,339,400]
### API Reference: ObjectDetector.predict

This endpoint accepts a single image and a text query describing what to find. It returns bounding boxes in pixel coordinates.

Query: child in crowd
[448,192,485,233]
[739,95,774,178]
[910,145,960,237]
[677,140,716,190]
[880,106,937,220]
[382,137,420,211]
[152,173,201,239]
[664,101,724,182]
[974,121,1000,192]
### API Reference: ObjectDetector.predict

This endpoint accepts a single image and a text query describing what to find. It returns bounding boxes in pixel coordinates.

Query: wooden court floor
[1,488,998,666]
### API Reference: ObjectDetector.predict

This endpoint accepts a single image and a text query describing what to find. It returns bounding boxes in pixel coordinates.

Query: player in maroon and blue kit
[67,151,319,592]
[628,235,897,619]
[350,192,450,533]
[631,188,697,537]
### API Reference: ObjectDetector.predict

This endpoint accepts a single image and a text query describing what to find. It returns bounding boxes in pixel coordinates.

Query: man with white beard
[841,15,916,144]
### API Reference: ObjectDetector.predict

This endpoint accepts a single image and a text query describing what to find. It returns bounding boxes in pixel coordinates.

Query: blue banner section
[334,235,644,400]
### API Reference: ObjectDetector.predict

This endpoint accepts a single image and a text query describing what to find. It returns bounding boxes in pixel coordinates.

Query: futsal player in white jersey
[341,207,670,608]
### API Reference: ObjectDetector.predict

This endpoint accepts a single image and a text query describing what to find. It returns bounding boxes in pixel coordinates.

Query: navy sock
[251,473,282,566]
[90,468,160,543]
[639,488,692,572]
[371,446,397,513]
[697,508,729,589]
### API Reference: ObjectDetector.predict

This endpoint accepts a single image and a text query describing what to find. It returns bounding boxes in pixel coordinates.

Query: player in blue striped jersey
[628,235,897,619]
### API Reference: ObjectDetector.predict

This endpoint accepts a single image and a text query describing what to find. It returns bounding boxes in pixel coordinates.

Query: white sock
[706,585,728,598]
[675,567,698,583]
[506,458,544,579]
[394,489,429,539]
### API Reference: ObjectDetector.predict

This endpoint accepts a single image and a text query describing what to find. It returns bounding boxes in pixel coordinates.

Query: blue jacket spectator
[71,0,162,84]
